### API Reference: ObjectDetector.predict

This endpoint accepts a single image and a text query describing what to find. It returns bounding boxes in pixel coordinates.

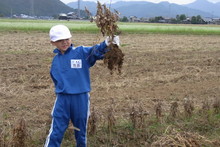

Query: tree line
[121,14,207,24]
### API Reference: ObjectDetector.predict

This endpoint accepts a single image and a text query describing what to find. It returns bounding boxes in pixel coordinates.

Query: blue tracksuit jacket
[50,41,107,94]
[45,41,107,147]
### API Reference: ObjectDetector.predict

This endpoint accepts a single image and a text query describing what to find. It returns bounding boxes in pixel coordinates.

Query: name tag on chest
[71,59,82,68]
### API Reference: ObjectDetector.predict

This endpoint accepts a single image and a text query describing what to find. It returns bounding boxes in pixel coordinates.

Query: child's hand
[105,35,120,46]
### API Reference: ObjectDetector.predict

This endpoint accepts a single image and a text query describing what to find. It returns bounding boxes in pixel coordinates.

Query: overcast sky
[60,0,220,5]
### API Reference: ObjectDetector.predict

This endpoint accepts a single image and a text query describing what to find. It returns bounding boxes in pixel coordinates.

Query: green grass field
[1,18,220,35]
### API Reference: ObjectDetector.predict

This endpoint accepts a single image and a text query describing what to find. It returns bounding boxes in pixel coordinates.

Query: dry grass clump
[11,118,27,147]
[0,129,5,147]
[129,106,138,128]
[88,107,98,135]
[183,97,194,117]
[213,97,220,114]
[169,101,179,118]
[129,104,148,129]
[107,99,116,132]
[151,128,219,147]
[155,101,163,121]
[201,99,211,112]
[86,1,124,74]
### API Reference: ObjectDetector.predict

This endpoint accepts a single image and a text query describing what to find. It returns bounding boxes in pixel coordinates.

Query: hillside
[0,0,75,17]
[68,0,217,18]
[185,0,220,17]
[113,1,213,18]
[68,1,97,16]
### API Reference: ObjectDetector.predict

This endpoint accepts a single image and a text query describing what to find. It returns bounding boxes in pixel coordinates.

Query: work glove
[105,35,120,46]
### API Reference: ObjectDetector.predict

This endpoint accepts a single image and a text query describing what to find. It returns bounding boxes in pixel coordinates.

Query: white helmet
[49,24,72,42]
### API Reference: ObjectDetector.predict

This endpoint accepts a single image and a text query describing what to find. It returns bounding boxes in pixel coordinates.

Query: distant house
[163,17,172,23]
[212,18,220,25]
[12,14,36,19]
[58,13,68,20]
[129,16,141,22]
[58,12,78,20]
[140,17,149,23]
[203,17,220,24]
[182,17,191,24]
[158,19,166,23]
[203,17,213,24]
[67,12,77,19]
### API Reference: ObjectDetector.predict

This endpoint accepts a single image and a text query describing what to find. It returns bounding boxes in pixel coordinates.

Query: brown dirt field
[0,32,220,143]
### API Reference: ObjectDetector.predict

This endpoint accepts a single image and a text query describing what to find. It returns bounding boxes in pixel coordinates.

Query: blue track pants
[44,93,90,147]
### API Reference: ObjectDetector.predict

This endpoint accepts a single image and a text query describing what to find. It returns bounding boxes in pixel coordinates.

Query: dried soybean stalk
[12,118,27,147]
[85,1,124,74]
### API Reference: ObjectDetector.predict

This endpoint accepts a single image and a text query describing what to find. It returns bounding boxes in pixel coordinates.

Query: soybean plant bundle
[86,1,124,74]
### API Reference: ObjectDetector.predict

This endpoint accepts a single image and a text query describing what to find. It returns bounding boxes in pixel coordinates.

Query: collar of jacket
[53,44,74,54]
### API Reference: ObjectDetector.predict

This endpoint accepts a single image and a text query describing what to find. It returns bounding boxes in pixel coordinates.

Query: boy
[44,24,119,147]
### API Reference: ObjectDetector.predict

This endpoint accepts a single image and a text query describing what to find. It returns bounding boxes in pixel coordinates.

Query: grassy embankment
[1,18,220,35]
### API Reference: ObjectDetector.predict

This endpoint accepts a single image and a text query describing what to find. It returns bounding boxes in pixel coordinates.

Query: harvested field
[0,32,220,146]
